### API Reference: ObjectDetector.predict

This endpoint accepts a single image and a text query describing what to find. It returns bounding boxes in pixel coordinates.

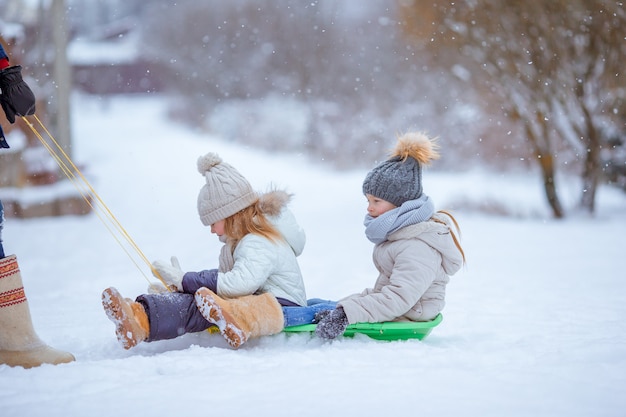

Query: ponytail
[434,210,466,264]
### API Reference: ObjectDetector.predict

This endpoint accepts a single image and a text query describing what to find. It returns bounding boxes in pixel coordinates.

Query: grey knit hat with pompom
[196,153,257,226]
[362,132,440,207]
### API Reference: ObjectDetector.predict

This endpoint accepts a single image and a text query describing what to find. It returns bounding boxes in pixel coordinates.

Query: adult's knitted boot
[0,255,75,368]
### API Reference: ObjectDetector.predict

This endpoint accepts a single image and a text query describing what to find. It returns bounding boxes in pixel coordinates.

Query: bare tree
[400,0,626,217]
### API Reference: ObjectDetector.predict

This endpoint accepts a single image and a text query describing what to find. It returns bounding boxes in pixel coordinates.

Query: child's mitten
[314,307,348,340]
[151,256,185,291]
[313,309,331,323]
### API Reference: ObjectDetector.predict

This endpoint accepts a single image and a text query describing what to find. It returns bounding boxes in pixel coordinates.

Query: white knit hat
[196,153,257,226]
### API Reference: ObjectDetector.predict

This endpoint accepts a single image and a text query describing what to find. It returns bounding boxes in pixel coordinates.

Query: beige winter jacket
[339,212,464,323]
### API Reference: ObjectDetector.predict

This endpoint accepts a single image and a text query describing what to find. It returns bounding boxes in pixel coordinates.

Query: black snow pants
[136,292,214,342]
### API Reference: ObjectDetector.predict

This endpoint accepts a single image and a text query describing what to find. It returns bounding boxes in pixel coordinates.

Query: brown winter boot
[102,287,149,350]
[194,288,284,349]
[0,255,75,368]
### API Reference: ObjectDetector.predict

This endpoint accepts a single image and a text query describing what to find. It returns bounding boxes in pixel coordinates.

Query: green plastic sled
[283,313,443,341]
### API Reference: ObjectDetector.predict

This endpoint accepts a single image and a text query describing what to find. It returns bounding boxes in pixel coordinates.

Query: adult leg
[0,200,75,367]
[0,200,5,258]
[1,255,75,367]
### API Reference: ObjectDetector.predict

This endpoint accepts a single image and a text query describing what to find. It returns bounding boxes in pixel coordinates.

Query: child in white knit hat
[315,132,466,339]
[102,152,334,349]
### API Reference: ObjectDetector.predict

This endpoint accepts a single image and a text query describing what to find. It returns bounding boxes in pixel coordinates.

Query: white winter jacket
[339,212,464,323]
[216,190,308,307]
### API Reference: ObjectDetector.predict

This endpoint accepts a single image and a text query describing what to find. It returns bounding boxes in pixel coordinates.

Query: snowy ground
[1,94,625,417]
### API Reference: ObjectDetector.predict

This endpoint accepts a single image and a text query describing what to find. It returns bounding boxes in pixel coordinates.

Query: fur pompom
[197,152,222,175]
[391,132,440,165]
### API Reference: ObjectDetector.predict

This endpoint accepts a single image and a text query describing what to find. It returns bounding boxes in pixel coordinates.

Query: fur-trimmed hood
[215,188,308,306]
[258,189,292,217]
[259,189,306,256]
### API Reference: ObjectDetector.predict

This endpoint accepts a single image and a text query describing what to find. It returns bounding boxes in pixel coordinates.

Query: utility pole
[50,0,72,159]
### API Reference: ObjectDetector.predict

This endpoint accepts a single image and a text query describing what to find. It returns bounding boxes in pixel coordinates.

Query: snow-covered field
[2,95,625,416]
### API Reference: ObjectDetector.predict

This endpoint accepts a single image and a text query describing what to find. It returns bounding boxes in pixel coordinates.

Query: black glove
[314,307,349,340]
[0,65,36,123]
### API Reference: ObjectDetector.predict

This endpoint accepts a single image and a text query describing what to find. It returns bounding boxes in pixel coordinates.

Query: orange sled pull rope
[20,114,169,289]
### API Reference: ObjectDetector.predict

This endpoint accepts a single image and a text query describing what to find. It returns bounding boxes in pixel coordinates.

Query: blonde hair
[433,210,466,264]
[223,200,283,250]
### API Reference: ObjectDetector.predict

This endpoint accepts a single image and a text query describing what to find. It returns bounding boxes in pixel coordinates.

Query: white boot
[0,255,75,368]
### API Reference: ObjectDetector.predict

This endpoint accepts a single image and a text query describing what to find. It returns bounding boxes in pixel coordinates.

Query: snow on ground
[1,94,625,417]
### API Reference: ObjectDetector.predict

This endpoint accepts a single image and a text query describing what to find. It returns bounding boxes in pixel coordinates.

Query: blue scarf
[363,194,435,244]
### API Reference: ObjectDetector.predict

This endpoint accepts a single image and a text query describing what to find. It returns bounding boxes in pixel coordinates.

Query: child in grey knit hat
[315,132,466,340]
